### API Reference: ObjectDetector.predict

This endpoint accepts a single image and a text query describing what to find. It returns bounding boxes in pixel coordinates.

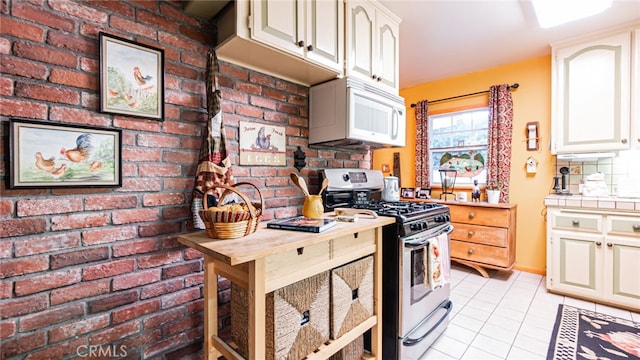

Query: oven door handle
[402,300,453,347]
[404,224,453,248]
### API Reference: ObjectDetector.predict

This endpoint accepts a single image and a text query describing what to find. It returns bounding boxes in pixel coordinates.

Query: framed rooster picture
[239,121,286,166]
[99,32,164,120]
[9,118,122,188]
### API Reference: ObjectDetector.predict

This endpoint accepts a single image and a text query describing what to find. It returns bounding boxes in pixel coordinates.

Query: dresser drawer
[607,215,640,237]
[451,223,508,247]
[450,240,510,268]
[449,205,510,227]
[551,211,602,233]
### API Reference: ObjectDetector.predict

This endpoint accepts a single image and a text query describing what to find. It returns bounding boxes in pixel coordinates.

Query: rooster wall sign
[239,121,286,166]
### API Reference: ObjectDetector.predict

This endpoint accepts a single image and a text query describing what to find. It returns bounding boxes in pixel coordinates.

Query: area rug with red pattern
[547,304,640,360]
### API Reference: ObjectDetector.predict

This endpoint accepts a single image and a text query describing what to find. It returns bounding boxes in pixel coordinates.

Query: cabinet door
[346,1,376,83]
[252,0,304,57]
[549,231,603,299]
[603,236,640,310]
[375,10,399,92]
[304,0,344,72]
[553,31,631,154]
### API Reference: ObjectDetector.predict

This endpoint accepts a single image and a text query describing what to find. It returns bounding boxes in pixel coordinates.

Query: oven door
[398,224,452,359]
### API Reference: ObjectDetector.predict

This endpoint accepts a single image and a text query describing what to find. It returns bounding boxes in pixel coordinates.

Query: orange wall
[373,55,555,274]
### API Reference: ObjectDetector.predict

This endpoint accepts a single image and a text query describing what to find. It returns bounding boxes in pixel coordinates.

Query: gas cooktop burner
[352,201,448,221]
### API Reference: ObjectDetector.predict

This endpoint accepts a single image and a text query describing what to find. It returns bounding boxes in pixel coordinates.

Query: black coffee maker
[553,167,571,195]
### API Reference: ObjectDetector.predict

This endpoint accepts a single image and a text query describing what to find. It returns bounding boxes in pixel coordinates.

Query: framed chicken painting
[9,118,122,188]
[99,32,164,120]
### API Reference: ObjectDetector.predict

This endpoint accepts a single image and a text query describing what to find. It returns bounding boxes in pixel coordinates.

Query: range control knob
[342,174,350,182]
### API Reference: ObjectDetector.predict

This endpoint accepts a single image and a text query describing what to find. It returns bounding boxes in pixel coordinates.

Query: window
[430,108,488,186]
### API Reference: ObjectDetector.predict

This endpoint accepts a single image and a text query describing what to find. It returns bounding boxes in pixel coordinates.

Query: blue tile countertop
[544,194,640,212]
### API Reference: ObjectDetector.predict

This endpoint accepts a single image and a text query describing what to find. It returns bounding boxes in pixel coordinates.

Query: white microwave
[309,77,406,150]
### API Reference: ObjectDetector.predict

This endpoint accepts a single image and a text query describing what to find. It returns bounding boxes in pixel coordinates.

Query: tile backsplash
[554,149,640,196]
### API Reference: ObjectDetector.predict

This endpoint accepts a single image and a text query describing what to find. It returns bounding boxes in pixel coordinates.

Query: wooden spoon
[290,173,310,196]
[297,175,310,197]
[318,178,328,196]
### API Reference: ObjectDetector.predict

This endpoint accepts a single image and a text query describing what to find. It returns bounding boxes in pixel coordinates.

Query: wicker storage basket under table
[330,255,374,340]
[328,335,364,360]
[198,182,263,239]
[231,271,330,360]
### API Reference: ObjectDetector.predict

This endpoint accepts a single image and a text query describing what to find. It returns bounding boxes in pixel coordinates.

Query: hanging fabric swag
[486,84,514,203]
[415,99,431,189]
[191,49,234,229]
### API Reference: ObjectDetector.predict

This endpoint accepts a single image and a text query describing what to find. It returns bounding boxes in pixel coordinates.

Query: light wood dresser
[413,200,517,277]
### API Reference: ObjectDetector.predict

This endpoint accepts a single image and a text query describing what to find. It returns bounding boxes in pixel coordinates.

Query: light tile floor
[422,264,640,359]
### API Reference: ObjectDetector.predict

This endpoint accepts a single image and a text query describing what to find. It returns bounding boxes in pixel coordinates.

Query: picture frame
[9,118,122,188]
[401,187,415,198]
[99,32,164,120]
[416,188,431,199]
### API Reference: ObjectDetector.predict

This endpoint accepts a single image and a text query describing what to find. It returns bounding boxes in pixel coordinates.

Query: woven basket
[330,256,374,339]
[231,272,330,359]
[198,182,263,239]
[328,335,364,360]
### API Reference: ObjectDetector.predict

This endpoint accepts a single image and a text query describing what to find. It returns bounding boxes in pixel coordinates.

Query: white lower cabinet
[547,208,640,310]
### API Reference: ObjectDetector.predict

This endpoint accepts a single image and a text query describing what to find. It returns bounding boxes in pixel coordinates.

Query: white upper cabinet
[551,26,637,154]
[251,0,344,73]
[346,0,400,93]
[213,0,344,86]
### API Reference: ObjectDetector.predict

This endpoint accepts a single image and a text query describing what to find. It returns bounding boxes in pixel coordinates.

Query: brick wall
[0,1,371,359]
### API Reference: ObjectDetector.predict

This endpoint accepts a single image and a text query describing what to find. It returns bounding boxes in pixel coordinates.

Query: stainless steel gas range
[320,169,453,360]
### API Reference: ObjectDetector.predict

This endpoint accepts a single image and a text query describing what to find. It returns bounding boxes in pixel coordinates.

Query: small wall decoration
[9,118,122,188]
[99,32,164,120]
[239,121,286,166]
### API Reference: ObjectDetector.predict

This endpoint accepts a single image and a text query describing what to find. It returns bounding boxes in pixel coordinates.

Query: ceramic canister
[382,176,400,202]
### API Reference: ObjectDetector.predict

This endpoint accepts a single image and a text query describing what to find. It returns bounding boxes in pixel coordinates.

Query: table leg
[248,258,266,360]
[203,254,220,360]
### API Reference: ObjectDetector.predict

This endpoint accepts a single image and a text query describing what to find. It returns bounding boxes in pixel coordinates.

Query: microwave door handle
[391,108,399,139]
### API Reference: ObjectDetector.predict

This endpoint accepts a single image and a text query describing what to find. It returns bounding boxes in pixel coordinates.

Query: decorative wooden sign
[239,121,286,166]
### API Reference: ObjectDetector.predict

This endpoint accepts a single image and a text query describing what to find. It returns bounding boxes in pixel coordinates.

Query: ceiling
[378,0,640,88]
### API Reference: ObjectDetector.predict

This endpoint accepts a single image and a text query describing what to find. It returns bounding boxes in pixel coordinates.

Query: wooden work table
[178,215,395,360]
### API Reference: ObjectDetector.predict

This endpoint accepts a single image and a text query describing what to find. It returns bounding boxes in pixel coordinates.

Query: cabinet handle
[621,138,628,144]
[297,40,305,48]
[596,241,602,246]
[571,220,580,226]
[607,242,613,247]
[371,75,378,80]
[637,138,640,143]
[377,77,382,82]
[467,249,474,255]
[306,44,313,51]
[469,212,475,219]
[468,231,474,237]
[632,224,640,231]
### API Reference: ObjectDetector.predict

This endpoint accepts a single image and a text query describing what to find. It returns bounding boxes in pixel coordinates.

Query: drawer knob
[468,231,474,237]
[632,224,640,232]
[596,241,602,246]
[607,242,613,247]
[572,220,580,226]
[467,249,474,255]
[307,44,314,51]
[297,40,305,47]
[468,212,475,219]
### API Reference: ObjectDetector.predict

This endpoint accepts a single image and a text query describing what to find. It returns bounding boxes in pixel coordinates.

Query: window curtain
[486,84,513,203]
[415,99,430,188]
